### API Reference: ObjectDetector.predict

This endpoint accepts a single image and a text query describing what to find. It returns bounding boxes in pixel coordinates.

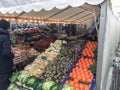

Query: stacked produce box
[13,47,28,64]
[65,41,98,90]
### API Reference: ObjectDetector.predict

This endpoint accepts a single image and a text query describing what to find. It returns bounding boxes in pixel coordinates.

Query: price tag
[41,56,47,60]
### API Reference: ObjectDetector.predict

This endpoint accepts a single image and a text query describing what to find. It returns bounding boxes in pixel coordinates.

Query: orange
[74,79,79,83]
[87,78,92,83]
[82,77,87,82]
[70,81,74,87]
[79,84,85,89]
[78,76,81,80]
[85,86,90,90]
[70,73,73,77]
[73,74,77,78]
[65,80,69,84]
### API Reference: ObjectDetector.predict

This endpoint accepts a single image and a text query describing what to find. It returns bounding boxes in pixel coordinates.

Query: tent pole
[96,1,107,90]
[15,18,18,31]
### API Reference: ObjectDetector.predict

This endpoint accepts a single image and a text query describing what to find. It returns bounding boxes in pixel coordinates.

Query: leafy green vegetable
[17,73,30,84]
[89,47,98,74]
[94,47,98,62]
[50,84,61,90]
[35,81,44,90]
[62,84,73,90]
[10,71,19,83]
[89,64,97,74]
[7,83,19,90]
[25,76,37,87]
[42,80,55,90]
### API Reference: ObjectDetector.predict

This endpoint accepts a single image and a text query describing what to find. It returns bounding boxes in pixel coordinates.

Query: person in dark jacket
[0,19,14,90]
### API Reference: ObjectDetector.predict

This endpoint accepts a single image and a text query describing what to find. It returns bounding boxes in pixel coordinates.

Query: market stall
[0,0,120,90]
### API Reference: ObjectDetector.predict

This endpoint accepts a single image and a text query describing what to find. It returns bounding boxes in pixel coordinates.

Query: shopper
[0,19,14,90]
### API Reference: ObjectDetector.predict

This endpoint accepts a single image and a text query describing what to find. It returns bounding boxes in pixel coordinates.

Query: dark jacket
[0,28,14,74]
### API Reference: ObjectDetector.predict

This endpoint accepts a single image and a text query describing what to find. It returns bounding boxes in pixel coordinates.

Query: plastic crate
[90,75,96,90]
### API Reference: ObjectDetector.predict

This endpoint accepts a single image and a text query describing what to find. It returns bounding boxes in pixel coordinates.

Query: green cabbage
[35,81,44,90]
[25,76,37,87]
[62,84,73,90]
[7,83,20,90]
[17,73,30,84]
[50,84,61,90]
[42,80,55,90]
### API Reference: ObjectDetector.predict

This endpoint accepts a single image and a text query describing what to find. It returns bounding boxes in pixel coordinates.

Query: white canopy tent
[0,0,102,25]
[0,0,119,90]
[0,0,104,13]
[0,4,100,25]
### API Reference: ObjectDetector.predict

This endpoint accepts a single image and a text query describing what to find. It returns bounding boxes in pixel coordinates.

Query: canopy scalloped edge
[110,0,120,21]
[0,0,104,14]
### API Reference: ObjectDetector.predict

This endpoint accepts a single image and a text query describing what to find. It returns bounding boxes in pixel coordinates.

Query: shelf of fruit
[81,41,97,58]
[8,39,88,90]
[64,41,98,90]
[27,48,40,57]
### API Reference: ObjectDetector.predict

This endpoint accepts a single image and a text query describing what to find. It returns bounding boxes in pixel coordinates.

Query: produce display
[24,28,39,34]
[27,48,40,57]
[81,41,97,58]
[65,63,94,90]
[89,47,98,74]
[8,39,97,90]
[40,44,76,84]
[39,40,85,84]
[8,72,62,90]
[76,57,95,69]
[12,47,27,64]
[12,45,41,65]
[8,71,74,90]
[33,37,55,52]
[62,84,74,90]
[45,40,65,54]
[65,41,98,90]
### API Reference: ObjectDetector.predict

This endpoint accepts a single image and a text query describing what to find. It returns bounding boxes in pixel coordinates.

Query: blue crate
[66,65,74,76]
[61,76,69,88]
[90,74,96,90]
